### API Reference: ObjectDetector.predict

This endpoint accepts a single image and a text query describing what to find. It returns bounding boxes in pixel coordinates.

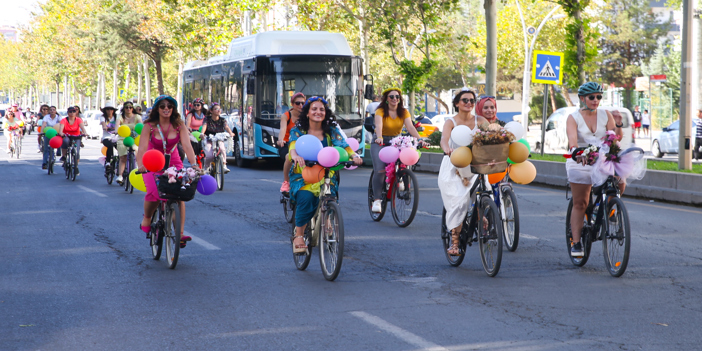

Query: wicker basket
[470,143,510,174]
[157,174,199,202]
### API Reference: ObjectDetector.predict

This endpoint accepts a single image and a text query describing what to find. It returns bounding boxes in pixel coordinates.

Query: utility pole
[680,0,694,170]
[484,0,497,96]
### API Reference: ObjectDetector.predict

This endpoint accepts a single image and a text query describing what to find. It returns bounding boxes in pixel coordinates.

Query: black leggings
[102,138,115,161]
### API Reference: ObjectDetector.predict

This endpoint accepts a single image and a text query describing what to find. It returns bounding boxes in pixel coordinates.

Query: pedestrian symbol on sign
[537,60,557,78]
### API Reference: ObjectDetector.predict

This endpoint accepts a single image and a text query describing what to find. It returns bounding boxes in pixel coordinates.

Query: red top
[61,117,83,136]
[283,111,295,143]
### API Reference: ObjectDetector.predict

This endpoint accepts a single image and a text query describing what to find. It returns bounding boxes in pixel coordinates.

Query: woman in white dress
[438,88,488,256]
[566,82,624,257]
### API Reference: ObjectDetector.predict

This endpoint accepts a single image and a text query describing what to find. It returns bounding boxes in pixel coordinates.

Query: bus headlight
[262,130,272,145]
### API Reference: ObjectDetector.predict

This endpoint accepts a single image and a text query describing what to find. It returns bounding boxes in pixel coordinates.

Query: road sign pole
[540,84,548,156]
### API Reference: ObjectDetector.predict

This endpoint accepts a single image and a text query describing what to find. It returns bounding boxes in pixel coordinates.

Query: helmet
[192,98,204,105]
[153,95,177,109]
[578,82,603,96]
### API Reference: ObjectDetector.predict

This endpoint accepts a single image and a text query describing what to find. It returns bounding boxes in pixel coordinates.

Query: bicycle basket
[470,143,509,174]
[157,174,199,201]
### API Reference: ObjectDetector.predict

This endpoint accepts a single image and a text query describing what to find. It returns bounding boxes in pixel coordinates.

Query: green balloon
[192,131,201,141]
[507,157,515,165]
[517,138,531,153]
[330,164,345,171]
[123,136,135,147]
[335,146,349,163]
[45,128,57,138]
[134,123,144,135]
[199,125,203,132]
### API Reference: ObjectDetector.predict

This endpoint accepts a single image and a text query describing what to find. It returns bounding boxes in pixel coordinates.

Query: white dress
[565,109,608,184]
[438,116,481,231]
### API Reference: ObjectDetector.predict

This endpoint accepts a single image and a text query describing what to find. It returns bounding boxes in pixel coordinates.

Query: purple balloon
[197,174,217,195]
[295,134,323,161]
[346,138,360,152]
[318,146,340,168]
[378,146,400,164]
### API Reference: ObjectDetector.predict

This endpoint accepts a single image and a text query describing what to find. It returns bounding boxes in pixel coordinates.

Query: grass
[529,153,702,174]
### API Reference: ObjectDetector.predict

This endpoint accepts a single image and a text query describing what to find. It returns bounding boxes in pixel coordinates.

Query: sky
[0,0,42,28]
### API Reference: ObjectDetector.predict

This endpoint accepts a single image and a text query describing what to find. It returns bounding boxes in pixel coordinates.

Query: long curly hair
[296,99,338,136]
[376,88,407,119]
[145,104,183,128]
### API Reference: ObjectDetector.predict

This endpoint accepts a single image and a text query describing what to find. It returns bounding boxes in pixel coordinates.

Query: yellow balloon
[508,141,529,164]
[509,160,536,184]
[117,125,131,138]
[101,146,108,156]
[450,146,472,168]
[134,135,141,146]
[129,169,147,192]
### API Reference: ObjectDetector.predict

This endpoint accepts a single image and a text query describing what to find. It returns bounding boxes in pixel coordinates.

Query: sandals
[293,235,307,254]
[180,234,192,248]
[447,228,461,256]
[140,215,151,235]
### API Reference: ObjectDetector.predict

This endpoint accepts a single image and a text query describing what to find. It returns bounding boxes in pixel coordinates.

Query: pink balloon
[317,146,340,168]
[344,165,358,170]
[346,138,360,152]
[379,146,400,164]
[399,148,420,166]
[98,156,106,166]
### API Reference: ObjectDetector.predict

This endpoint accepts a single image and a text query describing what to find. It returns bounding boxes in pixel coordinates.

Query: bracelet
[615,123,623,128]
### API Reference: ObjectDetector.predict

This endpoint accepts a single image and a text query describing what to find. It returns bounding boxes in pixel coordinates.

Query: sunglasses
[388,95,401,100]
[460,98,476,104]
[193,104,201,107]
[479,96,496,101]
[68,109,76,113]
[159,104,174,110]
[293,101,305,106]
[588,95,603,101]
[124,105,133,109]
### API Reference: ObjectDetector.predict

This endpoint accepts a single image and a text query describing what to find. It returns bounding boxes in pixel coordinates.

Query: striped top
[696,119,702,138]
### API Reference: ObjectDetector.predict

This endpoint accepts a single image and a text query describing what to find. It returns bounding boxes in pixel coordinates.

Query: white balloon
[504,121,525,140]
[451,125,473,146]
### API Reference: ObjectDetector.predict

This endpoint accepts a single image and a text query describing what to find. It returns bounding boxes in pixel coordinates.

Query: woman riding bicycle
[566,82,624,257]
[57,107,88,175]
[100,103,118,165]
[136,95,200,248]
[3,111,20,154]
[185,98,208,161]
[200,103,235,173]
[36,105,49,154]
[370,88,426,213]
[115,101,143,184]
[277,92,306,192]
[288,97,363,253]
[439,88,489,256]
[38,105,55,169]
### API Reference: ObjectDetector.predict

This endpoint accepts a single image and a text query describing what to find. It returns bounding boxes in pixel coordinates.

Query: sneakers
[59,156,66,162]
[372,199,382,213]
[224,166,230,174]
[116,175,123,184]
[397,181,405,192]
[280,181,290,192]
[37,148,42,153]
[570,242,584,257]
[42,163,47,170]
[75,167,80,176]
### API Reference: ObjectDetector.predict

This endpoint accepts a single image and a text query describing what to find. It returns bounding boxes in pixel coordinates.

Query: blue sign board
[532,50,563,85]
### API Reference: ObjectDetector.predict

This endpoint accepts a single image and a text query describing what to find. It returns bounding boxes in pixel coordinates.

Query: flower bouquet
[470,123,515,174]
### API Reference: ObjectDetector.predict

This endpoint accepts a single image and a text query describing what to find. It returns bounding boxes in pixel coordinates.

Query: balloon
[318,146,340,168]
[49,136,63,149]
[18,121,24,127]
[123,136,135,147]
[192,131,201,141]
[295,134,323,161]
[399,147,419,166]
[345,165,358,170]
[330,164,345,171]
[98,156,106,166]
[488,170,507,184]
[378,146,400,164]
[509,160,536,184]
[517,138,531,153]
[129,169,147,192]
[450,125,473,146]
[507,158,516,165]
[143,149,166,172]
[199,125,203,132]
[101,146,108,156]
[196,174,217,195]
[134,135,141,146]
[45,128,58,138]
[450,146,472,168]
[504,121,525,140]
[134,123,144,135]
[117,125,131,138]
[334,146,349,163]
[346,138,360,152]
[508,141,529,163]
[302,164,324,184]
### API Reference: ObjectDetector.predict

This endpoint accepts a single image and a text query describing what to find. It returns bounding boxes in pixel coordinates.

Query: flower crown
[382,87,402,95]
[304,96,328,107]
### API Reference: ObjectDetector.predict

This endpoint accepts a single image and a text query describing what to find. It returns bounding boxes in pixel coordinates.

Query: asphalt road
[2,132,701,351]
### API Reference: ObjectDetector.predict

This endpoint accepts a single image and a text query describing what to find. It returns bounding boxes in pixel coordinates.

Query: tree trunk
[55,81,60,109]
[549,84,558,112]
[484,0,497,96]
[125,61,131,99]
[154,55,164,96]
[95,72,100,109]
[423,89,449,113]
[409,91,416,119]
[574,7,585,85]
[137,59,142,106]
[561,84,574,106]
[112,62,118,104]
[177,52,184,115]
[144,54,151,105]
[100,71,106,108]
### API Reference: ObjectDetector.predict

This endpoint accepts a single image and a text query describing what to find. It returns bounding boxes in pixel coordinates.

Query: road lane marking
[77,185,107,198]
[11,210,67,215]
[185,231,221,250]
[259,179,280,184]
[416,210,441,218]
[419,188,439,191]
[350,311,447,351]
[206,326,317,338]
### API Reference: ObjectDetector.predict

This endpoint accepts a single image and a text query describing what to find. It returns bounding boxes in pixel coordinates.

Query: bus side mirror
[364,84,374,100]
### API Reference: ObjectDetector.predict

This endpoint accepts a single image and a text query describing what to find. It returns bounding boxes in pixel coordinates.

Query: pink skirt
[143,151,183,202]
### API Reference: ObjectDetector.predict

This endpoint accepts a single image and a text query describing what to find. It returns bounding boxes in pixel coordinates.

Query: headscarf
[476,96,497,123]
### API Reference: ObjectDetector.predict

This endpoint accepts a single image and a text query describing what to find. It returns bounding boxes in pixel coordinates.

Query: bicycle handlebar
[304,160,357,168]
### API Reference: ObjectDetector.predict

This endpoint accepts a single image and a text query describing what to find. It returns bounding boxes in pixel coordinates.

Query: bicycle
[140,170,200,269]
[441,173,504,277]
[38,132,56,175]
[564,149,642,277]
[367,143,420,227]
[62,135,84,181]
[121,144,137,193]
[493,174,520,252]
[8,129,22,159]
[281,191,295,223]
[292,160,354,281]
[200,133,230,191]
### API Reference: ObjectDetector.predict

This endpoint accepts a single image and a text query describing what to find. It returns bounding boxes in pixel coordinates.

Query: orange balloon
[508,141,529,163]
[450,146,472,168]
[488,170,507,184]
[302,164,325,184]
[101,146,108,156]
[509,160,536,184]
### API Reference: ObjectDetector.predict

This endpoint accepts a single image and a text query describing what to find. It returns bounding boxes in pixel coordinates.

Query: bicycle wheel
[501,187,520,252]
[292,208,312,270]
[125,152,135,193]
[602,197,630,277]
[15,137,21,159]
[391,169,419,227]
[48,153,54,175]
[164,202,181,269]
[478,197,503,277]
[441,208,466,267]
[367,171,387,221]
[565,198,592,267]
[319,201,344,281]
[71,149,77,181]
[105,161,114,184]
[216,156,224,191]
[65,152,72,180]
[282,195,294,223]
[150,209,163,260]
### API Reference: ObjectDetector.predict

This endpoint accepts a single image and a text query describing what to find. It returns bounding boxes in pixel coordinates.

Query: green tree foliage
[528,88,567,123]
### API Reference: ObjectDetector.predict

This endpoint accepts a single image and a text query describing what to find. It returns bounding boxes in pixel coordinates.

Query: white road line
[185,231,221,250]
[416,210,441,218]
[259,179,281,184]
[206,326,317,338]
[521,233,539,240]
[77,185,107,198]
[11,210,67,215]
[350,311,447,351]
[419,188,439,191]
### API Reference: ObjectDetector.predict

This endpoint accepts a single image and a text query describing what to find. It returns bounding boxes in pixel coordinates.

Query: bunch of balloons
[294,135,361,183]
[378,145,420,166]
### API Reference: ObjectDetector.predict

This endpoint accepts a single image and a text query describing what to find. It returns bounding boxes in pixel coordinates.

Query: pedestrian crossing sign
[532,50,563,85]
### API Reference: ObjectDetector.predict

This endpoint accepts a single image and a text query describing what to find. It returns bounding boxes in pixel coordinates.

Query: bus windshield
[258,56,362,127]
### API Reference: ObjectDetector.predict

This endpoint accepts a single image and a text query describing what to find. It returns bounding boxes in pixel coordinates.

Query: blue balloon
[196,174,217,195]
[295,134,323,161]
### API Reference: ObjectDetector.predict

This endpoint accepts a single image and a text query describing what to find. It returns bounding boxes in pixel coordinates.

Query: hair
[145,103,182,128]
[74,105,82,114]
[208,103,221,118]
[50,106,57,110]
[645,109,649,113]
[291,92,306,104]
[120,101,134,116]
[475,96,497,120]
[189,98,208,118]
[377,89,407,120]
[453,90,477,110]
[6,111,14,118]
[296,99,337,136]
[40,104,49,111]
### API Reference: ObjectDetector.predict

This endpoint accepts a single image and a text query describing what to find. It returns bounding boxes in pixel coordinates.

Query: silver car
[651,118,700,158]
[541,106,635,153]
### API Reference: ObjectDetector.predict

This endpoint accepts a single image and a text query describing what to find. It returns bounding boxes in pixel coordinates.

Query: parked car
[57,109,68,119]
[651,118,701,158]
[83,110,103,139]
[430,113,454,132]
[539,106,635,153]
